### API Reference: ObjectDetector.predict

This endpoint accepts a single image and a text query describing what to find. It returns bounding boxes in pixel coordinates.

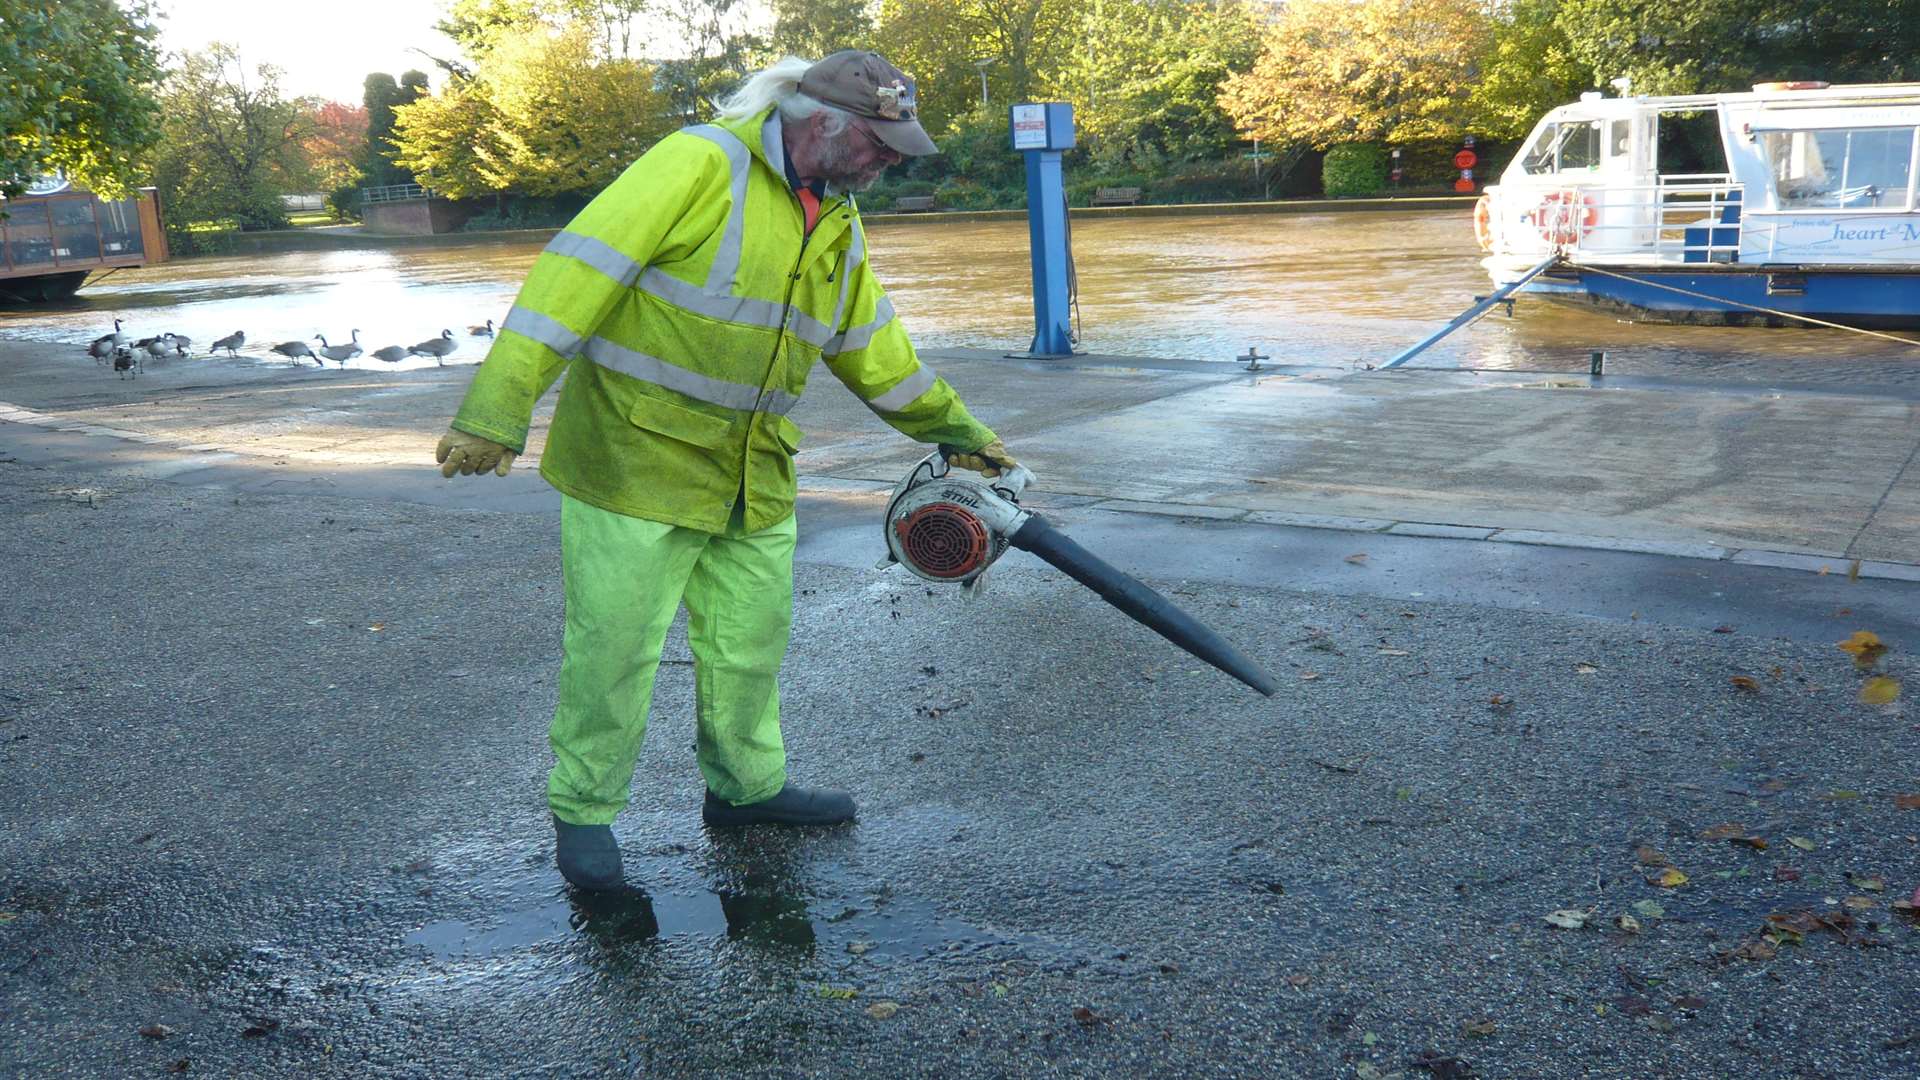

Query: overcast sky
[155,0,467,104]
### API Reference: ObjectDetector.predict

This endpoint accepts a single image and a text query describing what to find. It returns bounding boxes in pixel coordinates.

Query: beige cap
[797,50,938,156]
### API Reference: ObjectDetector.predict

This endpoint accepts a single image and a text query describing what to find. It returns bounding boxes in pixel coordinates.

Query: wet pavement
[3,218,1920,1077]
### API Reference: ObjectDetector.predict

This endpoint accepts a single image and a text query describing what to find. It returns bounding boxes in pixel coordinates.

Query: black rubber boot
[552,813,624,891]
[702,784,857,827]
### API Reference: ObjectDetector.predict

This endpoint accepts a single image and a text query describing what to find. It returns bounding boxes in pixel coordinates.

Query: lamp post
[972,57,996,106]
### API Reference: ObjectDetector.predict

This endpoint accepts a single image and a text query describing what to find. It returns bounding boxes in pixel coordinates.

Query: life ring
[1472,194,1494,251]
[1533,190,1597,245]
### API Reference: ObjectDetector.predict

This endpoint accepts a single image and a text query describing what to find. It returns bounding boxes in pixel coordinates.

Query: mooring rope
[1573,263,1920,349]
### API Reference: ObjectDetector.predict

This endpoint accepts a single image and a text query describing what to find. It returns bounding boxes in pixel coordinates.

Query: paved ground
[2,338,1917,1078]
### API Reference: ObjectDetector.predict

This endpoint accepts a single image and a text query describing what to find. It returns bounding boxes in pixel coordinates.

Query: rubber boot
[702,784,856,827]
[553,813,624,891]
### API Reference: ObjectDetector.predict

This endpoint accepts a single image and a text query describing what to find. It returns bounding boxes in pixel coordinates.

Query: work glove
[435,428,517,478]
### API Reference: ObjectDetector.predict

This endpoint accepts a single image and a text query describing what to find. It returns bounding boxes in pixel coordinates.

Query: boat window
[1519,120,1604,175]
[1761,126,1916,210]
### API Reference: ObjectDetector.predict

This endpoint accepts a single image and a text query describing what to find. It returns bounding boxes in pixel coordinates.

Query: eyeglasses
[851,121,893,156]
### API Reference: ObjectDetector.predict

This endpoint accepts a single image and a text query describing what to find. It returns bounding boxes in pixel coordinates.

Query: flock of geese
[86,318,497,378]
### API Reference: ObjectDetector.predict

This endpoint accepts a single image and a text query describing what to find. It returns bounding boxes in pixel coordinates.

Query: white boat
[1475,81,1920,329]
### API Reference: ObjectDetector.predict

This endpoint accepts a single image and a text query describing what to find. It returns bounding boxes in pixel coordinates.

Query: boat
[0,173,169,304]
[1474,81,1920,329]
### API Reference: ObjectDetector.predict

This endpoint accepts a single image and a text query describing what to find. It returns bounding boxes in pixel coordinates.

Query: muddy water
[5,211,1918,381]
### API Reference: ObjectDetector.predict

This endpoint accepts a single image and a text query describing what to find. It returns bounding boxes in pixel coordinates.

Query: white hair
[715,56,851,135]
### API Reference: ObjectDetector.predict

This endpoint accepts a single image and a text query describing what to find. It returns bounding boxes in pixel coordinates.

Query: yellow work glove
[944,438,1018,478]
[435,428,517,478]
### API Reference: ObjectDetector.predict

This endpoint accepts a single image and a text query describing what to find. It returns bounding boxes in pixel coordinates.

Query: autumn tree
[1468,0,1594,141]
[766,0,875,60]
[876,0,1077,135]
[150,45,316,236]
[0,0,164,199]
[1220,0,1494,150]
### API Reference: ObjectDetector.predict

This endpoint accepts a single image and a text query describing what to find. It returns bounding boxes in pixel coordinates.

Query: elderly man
[434,51,1024,891]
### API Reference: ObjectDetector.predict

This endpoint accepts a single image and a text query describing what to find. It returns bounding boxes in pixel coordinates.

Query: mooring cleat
[552,813,624,891]
[702,784,856,828]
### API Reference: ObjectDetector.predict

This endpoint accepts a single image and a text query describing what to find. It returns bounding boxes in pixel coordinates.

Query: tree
[0,0,164,199]
[875,0,1077,134]
[151,45,316,235]
[766,0,875,60]
[1219,0,1494,149]
[653,0,764,122]
[360,71,429,188]
[1555,0,1920,96]
[388,82,500,199]
[1469,0,1593,141]
[304,102,368,192]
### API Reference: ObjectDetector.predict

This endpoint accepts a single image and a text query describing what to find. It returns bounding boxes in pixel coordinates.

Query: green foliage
[460,193,591,231]
[1554,0,1920,97]
[928,103,1024,191]
[150,45,315,241]
[876,0,1078,135]
[1469,0,1594,141]
[325,182,363,222]
[1322,143,1387,197]
[766,0,874,59]
[0,0,164,199]
[360,72,427,188]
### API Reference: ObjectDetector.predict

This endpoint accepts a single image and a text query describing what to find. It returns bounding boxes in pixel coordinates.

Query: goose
[112,346,139,379]
[165,333,192,356]
[142,337,173,364]
[315,329,363,365]
[89,318,127,360]
[209,331,245,357]
[271,338,320,365]
[371,345,408,363]
[467,318,494,337]
[407,329,457,364]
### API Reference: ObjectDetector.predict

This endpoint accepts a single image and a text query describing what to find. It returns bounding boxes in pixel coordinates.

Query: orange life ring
[1533,190,1597,245]
[1472,194,1493,251]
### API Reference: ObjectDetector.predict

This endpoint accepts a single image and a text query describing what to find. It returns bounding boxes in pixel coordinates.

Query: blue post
[1010,102,1077,358]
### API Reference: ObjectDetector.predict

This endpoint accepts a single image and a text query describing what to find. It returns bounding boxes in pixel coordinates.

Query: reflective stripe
[866,364,936,413]
[637,266,834,350]
[683,125,750,294]
[583,336,801,415]
[545,231,643,288]
[827,218,864,334]
[826,295,895,356]
[503,305,586,358]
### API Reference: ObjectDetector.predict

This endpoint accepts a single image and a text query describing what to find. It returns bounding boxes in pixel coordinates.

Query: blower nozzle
[883,453,1278,697]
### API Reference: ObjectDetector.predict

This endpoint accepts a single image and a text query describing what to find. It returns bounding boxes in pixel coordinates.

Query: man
[433,51,1026,891]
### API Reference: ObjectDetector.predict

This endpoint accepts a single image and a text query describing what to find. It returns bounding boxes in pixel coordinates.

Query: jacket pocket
[627,393,732,448]
[773,415,803,455]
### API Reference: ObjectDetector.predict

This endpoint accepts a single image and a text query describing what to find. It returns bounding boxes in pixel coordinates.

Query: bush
[459,193,590,232]
[326,182,362,223]
[1322,143,1388,197]
[932,179,998,211]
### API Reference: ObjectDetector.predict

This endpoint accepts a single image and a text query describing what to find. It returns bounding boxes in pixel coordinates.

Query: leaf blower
[881,451,1279,697]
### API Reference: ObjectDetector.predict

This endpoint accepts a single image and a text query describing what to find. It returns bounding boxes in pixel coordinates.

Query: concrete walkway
[2,341,1915,576]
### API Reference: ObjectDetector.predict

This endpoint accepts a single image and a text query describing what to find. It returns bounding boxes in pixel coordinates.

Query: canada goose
[315,329,363,365]
[271,339,320,365]
[142,337,173,364]
[468,318,494,337]
[165,333,192,356]
[209,331,245,357]
[112,346,139,379]
[408,329,457,364]
[371,345,408,363]
[89,318,127,359]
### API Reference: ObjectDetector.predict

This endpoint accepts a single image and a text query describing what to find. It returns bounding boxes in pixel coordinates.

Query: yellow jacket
[450,106,997,533]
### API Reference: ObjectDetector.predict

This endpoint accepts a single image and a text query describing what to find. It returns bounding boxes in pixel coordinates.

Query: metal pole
[1380,253,1560,369]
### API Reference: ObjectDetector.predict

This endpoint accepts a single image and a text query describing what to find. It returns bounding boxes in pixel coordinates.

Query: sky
[155,0,460,105]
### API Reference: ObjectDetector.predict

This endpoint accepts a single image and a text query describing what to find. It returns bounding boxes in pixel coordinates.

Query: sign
[1453,178,1475,192]
[1453,150,1478,170]
[1010,104,1048,150]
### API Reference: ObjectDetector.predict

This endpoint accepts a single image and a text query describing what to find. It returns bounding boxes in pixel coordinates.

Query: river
[5,209,1918,384]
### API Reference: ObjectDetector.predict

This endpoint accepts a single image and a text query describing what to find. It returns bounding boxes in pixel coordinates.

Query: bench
[892,196,937,212]
[1091,186,1142,207]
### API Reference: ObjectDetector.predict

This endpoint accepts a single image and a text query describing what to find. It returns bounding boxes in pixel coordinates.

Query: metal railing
[361,183,432,204]
[1499,176,1744,264]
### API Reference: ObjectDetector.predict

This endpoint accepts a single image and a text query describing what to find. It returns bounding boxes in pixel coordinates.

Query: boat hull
[1499,264,1920,330]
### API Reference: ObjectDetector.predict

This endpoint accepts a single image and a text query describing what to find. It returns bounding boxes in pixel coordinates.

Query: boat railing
[1511,177,1744,263]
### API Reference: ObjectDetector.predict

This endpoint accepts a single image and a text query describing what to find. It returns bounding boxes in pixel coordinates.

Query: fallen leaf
[1613,995,1653,1017]
[1672,996,1707,1011]
[1650,868,1689,888]
[1861,676,1901,705]
[1730,836,1769,851]
[1848,559,1862,582]
[1896,794,1920,810]
[139,1024,173,1039]
[1072,1006,1105,1026]
[864,1001,900,1020]
[1729,676,1760,692]
[1843,896,1876,910]
[1824,789,1862,800]
[1488,694,1511,707]
[1285,974,1311,988]
[816,986,858,1000]
[367,623,385,632]
[1712,625,1735,634]
[1837,630,1886,668]
[1461,1017,1496,1037]
[1575,663,1599,675]
[1377,648,1410,656]
[1632,899,1666,919]
[240,1018,279,1039]
[1773,867,1803,882]
[1698,823,1748,840]
[847,942,872,955]
[1616,914,1642,933]
[1300,671,1321,681]
[1847,873,1886,892]
[1345,553,1369,565]
[1544,908,1591,929]
[1634,845,1667,866]
[1787,836,1817,851]
[1731,938,1777,961]
[166,1062,190,1075]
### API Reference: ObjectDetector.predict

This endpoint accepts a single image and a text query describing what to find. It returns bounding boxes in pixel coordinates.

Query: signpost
[1454,137,1478,193]
[1008,102,1078,358]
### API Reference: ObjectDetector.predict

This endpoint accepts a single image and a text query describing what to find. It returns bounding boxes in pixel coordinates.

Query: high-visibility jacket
[449,107,998,534]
